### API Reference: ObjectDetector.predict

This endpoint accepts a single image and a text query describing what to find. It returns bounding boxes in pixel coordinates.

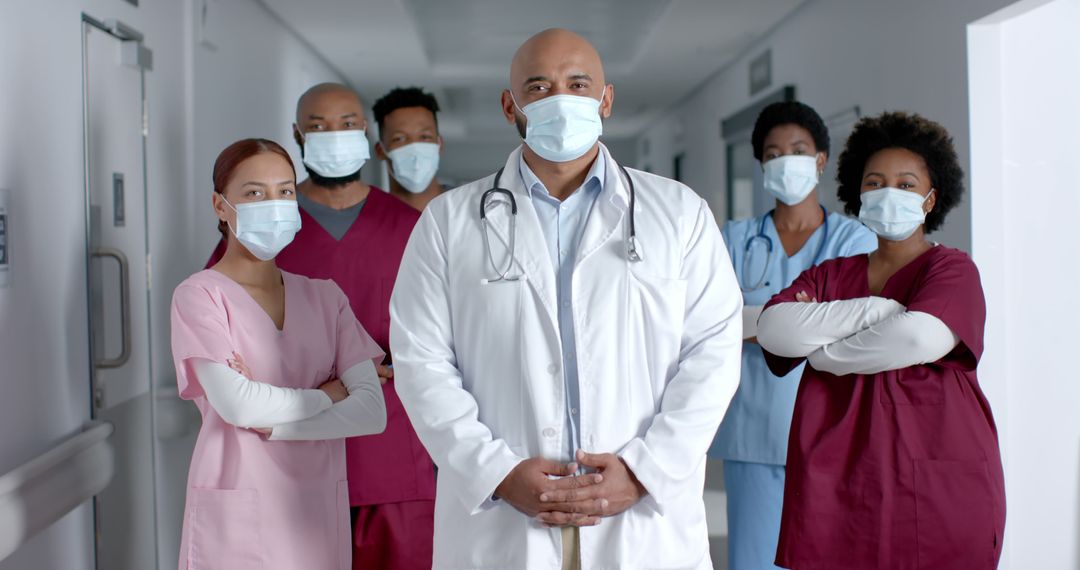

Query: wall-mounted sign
[750,50,772,96]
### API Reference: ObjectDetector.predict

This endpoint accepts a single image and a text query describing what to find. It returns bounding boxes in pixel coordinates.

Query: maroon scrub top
[209,188,435,507]
[762,245,1005,569]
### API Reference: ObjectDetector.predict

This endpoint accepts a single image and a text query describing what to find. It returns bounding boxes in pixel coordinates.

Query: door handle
[91,248,131,369]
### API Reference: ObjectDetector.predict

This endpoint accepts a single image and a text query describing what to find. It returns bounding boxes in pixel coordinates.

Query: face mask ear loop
[509,89,526,116]
[220,196,240,239]
[508,89,530,145]
[385,148,398,180]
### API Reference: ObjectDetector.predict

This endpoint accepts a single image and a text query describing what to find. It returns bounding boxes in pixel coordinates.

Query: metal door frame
[80,13,157,567]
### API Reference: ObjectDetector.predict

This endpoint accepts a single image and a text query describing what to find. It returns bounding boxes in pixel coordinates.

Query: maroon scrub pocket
[914,459,996,569]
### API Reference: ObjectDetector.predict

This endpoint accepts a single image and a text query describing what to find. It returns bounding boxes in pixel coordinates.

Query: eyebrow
[863,171,922,180]
[390,127,437,135]
[307,112,359,120]
[241,180,293,188]
[523,73,593,85]
[765,140,809,149]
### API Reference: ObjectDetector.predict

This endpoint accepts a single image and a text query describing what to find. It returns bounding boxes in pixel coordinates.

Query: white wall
[969,0,1080,567]
[634,0,1017,252]
[189,0,350,264]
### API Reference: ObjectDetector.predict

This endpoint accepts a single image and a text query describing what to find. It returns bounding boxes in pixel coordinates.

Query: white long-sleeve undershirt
[269,361,386,441]
[757,297,907,357]
[758,298,959,375]
[806,311,959,375]
[192,359,332,428]
[191,359,386,440]
[742,305,764,339]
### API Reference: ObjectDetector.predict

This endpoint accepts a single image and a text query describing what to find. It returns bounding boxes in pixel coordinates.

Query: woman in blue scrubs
[710,101,877,569]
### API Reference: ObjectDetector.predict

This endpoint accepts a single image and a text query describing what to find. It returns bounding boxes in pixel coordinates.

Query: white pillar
[968,1,1080,567]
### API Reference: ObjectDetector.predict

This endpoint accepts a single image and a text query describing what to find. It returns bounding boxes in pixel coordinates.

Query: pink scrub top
[762,245,1006,569]
[208,188,435,506]
[170,269,384,570]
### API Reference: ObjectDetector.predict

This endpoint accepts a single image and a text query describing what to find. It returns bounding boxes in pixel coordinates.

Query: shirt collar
[518,150,606,203]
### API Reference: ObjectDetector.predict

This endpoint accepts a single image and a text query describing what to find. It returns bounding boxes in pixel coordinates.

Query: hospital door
[82,15,158,569]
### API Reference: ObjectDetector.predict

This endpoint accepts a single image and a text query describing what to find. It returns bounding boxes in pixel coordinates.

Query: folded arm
[757,297,907,357]
[807,310,959,375]
[190,359,331,428]
[742,305,764,340]
[269,360,387,441]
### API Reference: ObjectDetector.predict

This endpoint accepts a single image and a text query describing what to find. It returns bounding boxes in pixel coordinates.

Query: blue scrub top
[710,210,877,465]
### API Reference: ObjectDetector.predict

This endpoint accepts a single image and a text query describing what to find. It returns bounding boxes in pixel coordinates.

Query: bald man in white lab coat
[389,28,742,569]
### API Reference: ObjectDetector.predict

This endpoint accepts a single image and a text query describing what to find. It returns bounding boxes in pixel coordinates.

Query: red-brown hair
[212,138,295,235]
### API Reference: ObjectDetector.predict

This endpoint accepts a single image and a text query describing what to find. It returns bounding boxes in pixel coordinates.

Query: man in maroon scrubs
[208,83,434,569]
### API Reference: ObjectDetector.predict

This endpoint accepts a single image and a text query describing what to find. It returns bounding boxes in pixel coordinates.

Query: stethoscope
[480,163,641,283]
[740,205,829,292]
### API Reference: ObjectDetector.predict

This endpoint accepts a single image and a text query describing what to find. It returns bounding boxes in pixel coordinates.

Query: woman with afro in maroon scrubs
[757,111,1005,569]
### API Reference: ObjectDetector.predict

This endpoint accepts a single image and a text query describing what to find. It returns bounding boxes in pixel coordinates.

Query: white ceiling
[260,0,805,143]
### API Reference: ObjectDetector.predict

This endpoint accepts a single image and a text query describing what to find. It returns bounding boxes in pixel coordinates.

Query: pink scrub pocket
[187,488,263,570]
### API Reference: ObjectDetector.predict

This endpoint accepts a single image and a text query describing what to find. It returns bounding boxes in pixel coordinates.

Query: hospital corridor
[0,0,1078,569]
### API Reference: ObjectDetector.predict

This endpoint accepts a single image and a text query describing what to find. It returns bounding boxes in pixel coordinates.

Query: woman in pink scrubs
[757,112,1005,569]
[171,138,387,570]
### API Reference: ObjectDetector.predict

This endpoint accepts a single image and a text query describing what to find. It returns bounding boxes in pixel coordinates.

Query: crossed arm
[191,356,387,440]
[757,293,959,375]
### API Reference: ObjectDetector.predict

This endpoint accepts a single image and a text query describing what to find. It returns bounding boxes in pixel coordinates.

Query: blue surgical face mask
[858,187,934,241]
[386,142,440,194]
[302,130,370,178]
[512,90,605,162]
[762,155,820,206]
[223,198,302,261]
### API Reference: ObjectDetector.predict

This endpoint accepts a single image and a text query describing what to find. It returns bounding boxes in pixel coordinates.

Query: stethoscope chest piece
[627,236,643,262]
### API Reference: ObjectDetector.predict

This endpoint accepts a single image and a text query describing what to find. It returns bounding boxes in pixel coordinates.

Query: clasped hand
[494,450,646,528]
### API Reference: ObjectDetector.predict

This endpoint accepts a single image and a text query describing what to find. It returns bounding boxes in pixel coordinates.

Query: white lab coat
[389,144,743,569]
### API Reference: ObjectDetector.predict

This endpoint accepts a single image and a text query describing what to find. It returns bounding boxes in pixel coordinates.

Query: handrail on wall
[0,421,115,562]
